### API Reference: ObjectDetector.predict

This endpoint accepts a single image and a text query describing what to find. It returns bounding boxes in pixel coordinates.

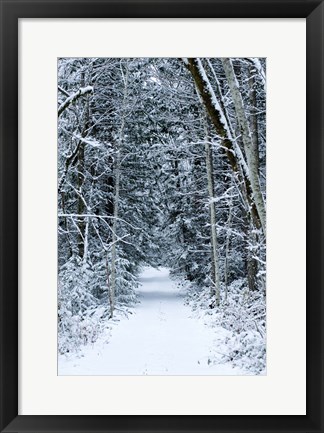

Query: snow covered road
[58,267,242,375]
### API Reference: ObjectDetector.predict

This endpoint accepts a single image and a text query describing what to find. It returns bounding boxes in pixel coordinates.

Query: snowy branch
[58,86,94,117]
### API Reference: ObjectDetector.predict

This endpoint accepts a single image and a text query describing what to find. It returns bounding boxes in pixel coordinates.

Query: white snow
[73,134,102,148]
[58,267,244,375]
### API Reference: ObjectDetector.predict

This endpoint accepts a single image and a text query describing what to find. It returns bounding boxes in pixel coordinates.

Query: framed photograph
[0,1,323,432]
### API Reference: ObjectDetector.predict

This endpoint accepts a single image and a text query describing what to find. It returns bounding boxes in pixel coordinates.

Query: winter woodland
[58,58,266,375]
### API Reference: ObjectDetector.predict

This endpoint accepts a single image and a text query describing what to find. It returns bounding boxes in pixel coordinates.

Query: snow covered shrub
[58,257,107,354]
[216,282,266,374]
[58,253,139,355]
[225,328,266,374]
[185,277,266,375]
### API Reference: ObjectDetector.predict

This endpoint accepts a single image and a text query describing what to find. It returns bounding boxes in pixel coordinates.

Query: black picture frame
[1,1,323,432]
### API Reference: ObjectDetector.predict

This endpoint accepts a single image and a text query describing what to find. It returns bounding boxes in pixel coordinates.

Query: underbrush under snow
[182,278,266,375]
[58,304,136,357]
[58,306,137,365]
[58,257,139,356]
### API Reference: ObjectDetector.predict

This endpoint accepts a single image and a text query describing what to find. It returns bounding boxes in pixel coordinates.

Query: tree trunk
[77,142,85,258]
[110,61,129,317]
[248,64,260,173]
[221,58,266,235]
[224,181,233,301]
[109,150,121,317]
[77,70,92,259]
[246,221,258,292]
[204,121,220,306]
[82,217,89,265]
[106,255,114,318]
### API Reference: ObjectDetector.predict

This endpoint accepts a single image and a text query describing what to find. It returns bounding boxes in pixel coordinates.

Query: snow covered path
[58,267,242,375]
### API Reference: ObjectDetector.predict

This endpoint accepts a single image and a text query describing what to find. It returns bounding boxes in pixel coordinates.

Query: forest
[58,57,266,375]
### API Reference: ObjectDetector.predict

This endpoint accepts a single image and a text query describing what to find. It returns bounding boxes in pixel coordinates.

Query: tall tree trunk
[82,217,90,265]
[110,61,129,317]
[77,141,85,258]
[204,121,220,306]
[224,179,233,302]
[246,64,261,290]
[221,58,266,235]
[106,156,115,220]
[77,69,91,259]
[248,64,260,173]
[106,255,114,318]
[109,148,121,317]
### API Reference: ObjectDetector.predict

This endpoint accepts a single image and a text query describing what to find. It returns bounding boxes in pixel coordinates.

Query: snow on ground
[58,267,244,375]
